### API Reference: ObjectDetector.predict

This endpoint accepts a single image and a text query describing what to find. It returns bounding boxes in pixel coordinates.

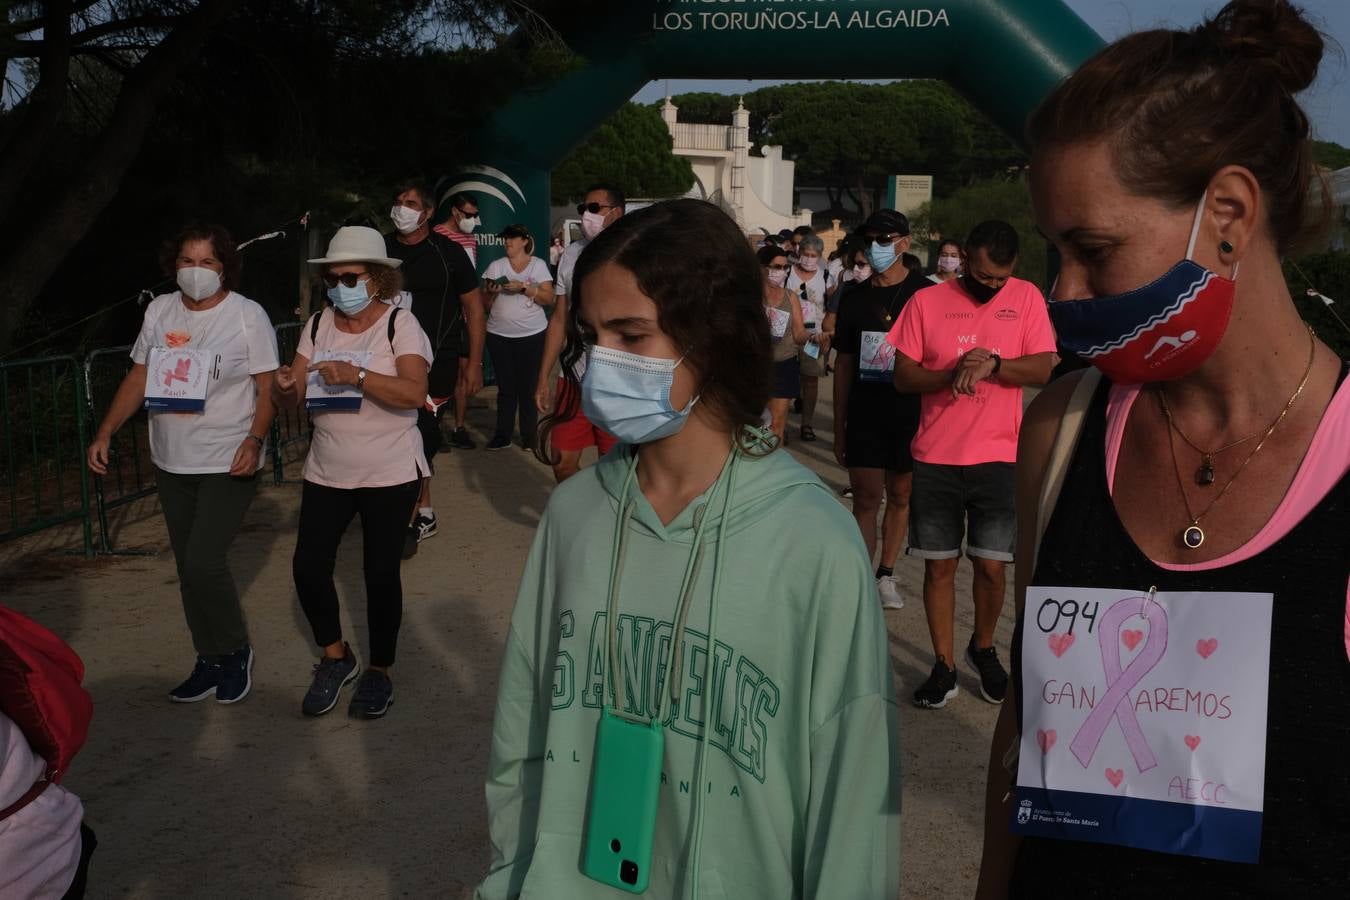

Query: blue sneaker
[348,670,393,719]
[216,644,254,704]
[169,656,221,703]
[302,644,359,717]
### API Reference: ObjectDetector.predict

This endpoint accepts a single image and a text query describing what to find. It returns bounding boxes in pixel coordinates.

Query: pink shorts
[551,378,618,455]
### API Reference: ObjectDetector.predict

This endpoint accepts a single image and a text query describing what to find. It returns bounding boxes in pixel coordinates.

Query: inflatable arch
[445,0,1103,269]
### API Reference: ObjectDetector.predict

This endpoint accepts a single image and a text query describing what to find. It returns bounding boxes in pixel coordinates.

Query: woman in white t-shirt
[785,234,830,442]
[482,224,554,451]
[87,223,278,706]
[272,226,434,721]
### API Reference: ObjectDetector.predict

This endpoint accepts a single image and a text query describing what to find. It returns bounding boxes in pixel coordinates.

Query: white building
[661,96,810,235]
[1328,166,1350,250]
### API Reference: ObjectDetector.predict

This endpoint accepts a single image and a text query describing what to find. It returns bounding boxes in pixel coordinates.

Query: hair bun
[1200,0,1324,92]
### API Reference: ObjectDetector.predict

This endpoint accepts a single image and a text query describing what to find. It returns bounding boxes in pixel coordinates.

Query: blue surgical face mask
[581,345,699,444]
[328,279,373,316]
[867,240,897,274]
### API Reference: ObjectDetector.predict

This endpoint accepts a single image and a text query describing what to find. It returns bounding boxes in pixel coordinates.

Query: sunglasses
[577,201,618,215]
[865,232,905,246]
[321,272,368,288]
[765,263,789,271]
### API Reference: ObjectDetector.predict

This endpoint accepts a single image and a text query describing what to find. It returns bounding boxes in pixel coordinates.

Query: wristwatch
[356,368,367,391]
[247,433,265,447]
[989,353,1002,375]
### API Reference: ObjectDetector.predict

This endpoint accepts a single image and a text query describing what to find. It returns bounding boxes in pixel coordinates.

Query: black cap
[498,223,532,241]
[777,228,794,239]
[861,209,910,237]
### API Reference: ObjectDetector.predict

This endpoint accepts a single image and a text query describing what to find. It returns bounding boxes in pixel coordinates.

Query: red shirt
[433,224,478,267]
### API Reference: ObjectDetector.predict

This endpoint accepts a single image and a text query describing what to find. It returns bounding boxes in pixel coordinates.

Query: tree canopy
[910,175,1046,288]
[551,101,694,204]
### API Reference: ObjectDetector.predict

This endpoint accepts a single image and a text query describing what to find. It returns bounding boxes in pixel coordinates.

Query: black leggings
[292,479,420,667]
[487,330,546,442]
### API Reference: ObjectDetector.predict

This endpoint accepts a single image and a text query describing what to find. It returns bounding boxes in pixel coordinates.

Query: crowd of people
[2,1,1345,897]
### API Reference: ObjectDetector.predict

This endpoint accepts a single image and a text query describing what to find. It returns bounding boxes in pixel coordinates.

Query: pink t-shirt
[886,277,1057,465]
[0,712,83,899]
[295,305,433,489]
[1103,376,1350,659]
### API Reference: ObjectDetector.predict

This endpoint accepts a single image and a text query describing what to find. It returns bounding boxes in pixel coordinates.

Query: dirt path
[3,382,1014,899]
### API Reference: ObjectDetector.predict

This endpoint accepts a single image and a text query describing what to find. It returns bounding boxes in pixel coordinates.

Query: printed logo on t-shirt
[550,609,783,785]
[164,330,191,348]
[995,308,1019,321]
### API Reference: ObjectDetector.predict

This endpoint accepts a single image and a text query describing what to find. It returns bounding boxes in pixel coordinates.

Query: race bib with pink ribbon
[1013,586,1273,863]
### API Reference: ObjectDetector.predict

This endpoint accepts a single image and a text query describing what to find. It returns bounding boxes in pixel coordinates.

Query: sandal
[800,425,817,442]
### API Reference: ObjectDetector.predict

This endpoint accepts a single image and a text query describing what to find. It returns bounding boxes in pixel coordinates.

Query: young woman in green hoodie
[480,199,901,899]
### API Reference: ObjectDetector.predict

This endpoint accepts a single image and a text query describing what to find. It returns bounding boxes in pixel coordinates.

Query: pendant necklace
[1157,386,1259,486]
[1160,324,1317,550]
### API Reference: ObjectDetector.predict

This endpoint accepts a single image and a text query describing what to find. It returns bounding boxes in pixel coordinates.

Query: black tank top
[1010,371,1350,897]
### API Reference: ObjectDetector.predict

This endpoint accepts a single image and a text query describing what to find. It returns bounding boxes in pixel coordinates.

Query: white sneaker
[877,576,904,610]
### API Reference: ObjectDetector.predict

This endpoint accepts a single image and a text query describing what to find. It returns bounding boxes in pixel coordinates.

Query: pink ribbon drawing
[1069,596,1168,773]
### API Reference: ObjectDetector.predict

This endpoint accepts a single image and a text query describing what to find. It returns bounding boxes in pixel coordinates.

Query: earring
[1219,240,1234,254]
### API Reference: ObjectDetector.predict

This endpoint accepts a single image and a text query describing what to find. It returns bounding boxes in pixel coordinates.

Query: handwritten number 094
[1035,598,1100,635]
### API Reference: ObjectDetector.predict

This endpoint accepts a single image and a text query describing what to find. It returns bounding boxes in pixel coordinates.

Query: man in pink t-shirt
[887,221,1057,710]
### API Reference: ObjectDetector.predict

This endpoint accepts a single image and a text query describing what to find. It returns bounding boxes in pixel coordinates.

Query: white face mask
[390,205,424,235]
[459,214,480,233]
[581,210,607,240]
[177,266,222,301]
[767,268,788,287]
[851,263,872,282]
[937,255,961,273]
[798,256,820,272]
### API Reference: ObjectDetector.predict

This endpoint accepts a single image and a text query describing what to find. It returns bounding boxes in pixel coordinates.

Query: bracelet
[990,353,1002,375]
[247,433,265,447]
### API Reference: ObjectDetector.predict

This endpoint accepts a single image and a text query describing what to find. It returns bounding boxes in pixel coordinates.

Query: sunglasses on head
[577,201,617,215]
[322,272,368,288]
[866,232,905,246]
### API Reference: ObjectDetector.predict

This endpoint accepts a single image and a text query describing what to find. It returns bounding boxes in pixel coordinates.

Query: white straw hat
[308,226,401,268]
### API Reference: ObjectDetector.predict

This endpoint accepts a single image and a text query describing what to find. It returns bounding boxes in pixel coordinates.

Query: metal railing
[83,346,157,554]
[270,322,311,484]
[0,355,94,555]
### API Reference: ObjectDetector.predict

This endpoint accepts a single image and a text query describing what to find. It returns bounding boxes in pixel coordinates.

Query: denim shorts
[907,460,1016,561]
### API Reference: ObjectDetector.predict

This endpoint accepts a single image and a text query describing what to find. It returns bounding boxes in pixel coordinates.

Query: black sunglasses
[321,272,368,288]
[865,232,905,246]
[765,263,789,272]
[577,201,618,215]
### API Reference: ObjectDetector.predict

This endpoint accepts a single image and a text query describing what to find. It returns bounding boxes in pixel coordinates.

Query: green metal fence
[84,346,157,554]
[270,322,311,484]
[0,355,94,556]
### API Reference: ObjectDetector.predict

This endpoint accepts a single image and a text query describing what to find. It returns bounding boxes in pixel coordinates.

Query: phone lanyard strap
[603,447,736,725]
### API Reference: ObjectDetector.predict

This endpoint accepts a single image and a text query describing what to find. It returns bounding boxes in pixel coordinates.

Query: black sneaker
[413,513,437,543]
[401,525,419,560]
[348,670,393,719]
[215,644,253,704]
[966,638,1009,704]
[169,655,221,703]
[913,658,959,709]
[449,428,476,450]
[302,644,359,717]
[486,435,511,451]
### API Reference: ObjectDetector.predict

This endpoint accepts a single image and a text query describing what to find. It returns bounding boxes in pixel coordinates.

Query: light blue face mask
[581,345,699,444]
[867,240,898,274]
[327,279,373,316]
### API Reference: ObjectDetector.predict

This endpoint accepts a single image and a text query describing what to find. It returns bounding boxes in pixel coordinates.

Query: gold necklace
[1157,387,1260,486]
[1162,324,1317,550]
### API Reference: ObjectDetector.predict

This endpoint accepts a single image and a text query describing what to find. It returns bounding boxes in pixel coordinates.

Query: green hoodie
[477,445,901,899]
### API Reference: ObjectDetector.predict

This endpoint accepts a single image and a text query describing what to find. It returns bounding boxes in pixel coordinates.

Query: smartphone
[580,712,664,893]
[487,275,510,286]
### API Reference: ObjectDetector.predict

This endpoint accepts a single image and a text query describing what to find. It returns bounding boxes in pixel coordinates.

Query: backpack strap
[1031,367,1103,573]
[387,306,399,352]
[308,308,323,345]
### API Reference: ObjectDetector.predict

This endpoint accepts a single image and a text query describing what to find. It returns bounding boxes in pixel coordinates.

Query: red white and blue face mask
[1048,195,1236,384]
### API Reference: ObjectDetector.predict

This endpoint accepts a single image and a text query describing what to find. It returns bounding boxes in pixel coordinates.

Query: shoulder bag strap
[1031,367,1103,574]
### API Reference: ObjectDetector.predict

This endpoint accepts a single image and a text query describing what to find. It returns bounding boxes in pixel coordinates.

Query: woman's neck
[1160,261,1328,431]
[507,253,529,271]
[335,301,386,333]
[636,410,734,525]
[180,289,227,311]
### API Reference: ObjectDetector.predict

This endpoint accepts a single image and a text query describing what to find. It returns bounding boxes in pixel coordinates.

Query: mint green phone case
[581,711,664,893]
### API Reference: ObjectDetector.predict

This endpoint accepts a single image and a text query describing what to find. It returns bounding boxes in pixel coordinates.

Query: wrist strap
[990,353,1002,374]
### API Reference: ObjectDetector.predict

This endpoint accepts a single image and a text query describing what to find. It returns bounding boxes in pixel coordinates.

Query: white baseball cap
[308,226,401,268]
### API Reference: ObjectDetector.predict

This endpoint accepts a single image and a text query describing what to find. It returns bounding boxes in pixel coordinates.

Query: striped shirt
[434,224,478,267]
